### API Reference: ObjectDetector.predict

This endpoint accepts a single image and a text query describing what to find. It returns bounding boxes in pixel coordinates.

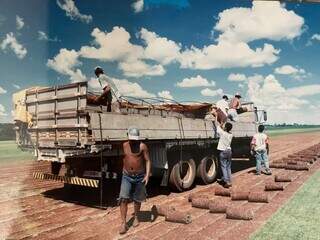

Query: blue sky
[0,0,320,124]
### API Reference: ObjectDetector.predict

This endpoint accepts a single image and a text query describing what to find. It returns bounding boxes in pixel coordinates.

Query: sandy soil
[0,131,319,240]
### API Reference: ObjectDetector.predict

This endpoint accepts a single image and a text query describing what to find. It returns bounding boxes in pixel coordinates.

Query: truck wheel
[51,162,62,175]
[197,156,217,184]
[169,158,196,192]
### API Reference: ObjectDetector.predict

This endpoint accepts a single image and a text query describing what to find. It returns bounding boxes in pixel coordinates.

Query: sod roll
[165,210,192,224]
[231,191,249,201]
[265,182,284,191]
[188,193,208,202]
[248,192,269,203]
[208,199,228,213]
[191,197,210,209]
[274,175,292,182]
[269,163,287,169]
[285,164,309,171]
[215,188,231,197]
[155,205,176,216]
[226,206,254,220]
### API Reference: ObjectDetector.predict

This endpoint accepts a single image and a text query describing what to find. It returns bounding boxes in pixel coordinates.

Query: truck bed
[20,82,257,162]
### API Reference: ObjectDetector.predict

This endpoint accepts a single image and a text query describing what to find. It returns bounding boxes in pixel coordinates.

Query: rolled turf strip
[285,164,309,171]
[188,193,208,202]
[215,188,231,197]
[265,182,284,191]
[269,163,287,169]
[248,192,269,203]
[208,199,228,213]
[226,206,254,220]
[191,197,210,209]
[286,160,298,165]
[231,191,249,201]
[155,205,176,216]
[165,210,192,224]
[274,175,292,182]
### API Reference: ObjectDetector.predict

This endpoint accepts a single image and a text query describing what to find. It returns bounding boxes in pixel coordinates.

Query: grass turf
[0,140,34,165]
[250,170,320,240]
[267,127,320,137]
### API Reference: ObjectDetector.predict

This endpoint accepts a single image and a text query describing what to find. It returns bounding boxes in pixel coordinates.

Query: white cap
[128,127,140,140]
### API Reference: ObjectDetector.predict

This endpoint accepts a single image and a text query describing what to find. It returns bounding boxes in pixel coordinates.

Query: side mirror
[263,111,267,122]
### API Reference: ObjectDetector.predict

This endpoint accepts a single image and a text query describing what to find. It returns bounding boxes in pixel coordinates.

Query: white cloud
[215,1,304,43]
[12,84,20,89]
[0,86,7,94]
[113,78,155,98]
[274,65,305,75]
[177,75,215,88]
[80,27,165,77]
[274,65,308,80]
[47,48,86,82]
[178,1,303,70]
[80,27,143,61]
[57,0,92,24]
[246,74,318,114]
[0,104,7,117]
[132,0,144,13]
[311,34,320,41]
[119,60,165,77]
[201,88,223,97]
[0,32,27,59]
[38,31,59,42]
[16,15,24,30]
[158,90,173,100]
[179,41,280,70]
[140,28,181,65]
[88,75,155,98]
[286,85,320,97]
[228,73,247,82]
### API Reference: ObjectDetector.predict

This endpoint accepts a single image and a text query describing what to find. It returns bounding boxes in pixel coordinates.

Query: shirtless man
[228,93,247,121]
[119,127,151,234]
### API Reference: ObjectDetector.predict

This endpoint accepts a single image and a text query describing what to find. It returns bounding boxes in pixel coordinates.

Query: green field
[267,127,320,137]
[251,170,320,240]
[0,141,34,165]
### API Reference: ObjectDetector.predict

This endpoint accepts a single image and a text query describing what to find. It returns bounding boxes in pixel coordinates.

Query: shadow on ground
[42,158,255,209]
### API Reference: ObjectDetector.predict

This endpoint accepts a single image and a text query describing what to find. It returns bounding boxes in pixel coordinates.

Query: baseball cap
[128,127,140,140]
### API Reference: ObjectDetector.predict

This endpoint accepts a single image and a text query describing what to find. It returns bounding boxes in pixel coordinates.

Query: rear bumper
[33,172,99,188]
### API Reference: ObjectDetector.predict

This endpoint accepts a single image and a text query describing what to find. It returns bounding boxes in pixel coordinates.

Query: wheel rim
[180,161,192,184]
[206,157,216,178]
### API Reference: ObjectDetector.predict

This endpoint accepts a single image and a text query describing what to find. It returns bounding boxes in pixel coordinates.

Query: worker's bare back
[123,141,148,174]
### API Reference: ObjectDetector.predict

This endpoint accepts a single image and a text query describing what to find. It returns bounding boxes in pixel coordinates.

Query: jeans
[255,149,270,173]
[118,172,147,203]
[219,149,232,184]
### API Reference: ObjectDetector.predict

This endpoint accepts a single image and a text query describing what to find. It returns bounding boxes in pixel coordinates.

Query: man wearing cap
[228,93,247,122]
[215,95,229,125]
[118,127,152,234]
[94,66,120,112]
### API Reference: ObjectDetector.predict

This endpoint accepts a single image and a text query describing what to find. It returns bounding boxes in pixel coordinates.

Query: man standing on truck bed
[118,127,152,234]
[216,95,229,125]
[228,93,247,121]
[94,66,120,112]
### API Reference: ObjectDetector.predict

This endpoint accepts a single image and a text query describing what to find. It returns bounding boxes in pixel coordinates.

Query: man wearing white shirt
[216,95,229,124]
[94,66,121,112]
[251,125,271,175]
[215,115,233,188]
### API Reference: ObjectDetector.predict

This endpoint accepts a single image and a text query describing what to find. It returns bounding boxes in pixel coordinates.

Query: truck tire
[169,158,196,192]
[197,156,217,184]
[51,162,62,175]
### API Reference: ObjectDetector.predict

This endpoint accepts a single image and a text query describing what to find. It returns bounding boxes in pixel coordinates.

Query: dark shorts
[118,172,147,203]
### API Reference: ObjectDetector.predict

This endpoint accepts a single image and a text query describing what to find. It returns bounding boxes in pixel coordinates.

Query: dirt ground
[0,131,320,240]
